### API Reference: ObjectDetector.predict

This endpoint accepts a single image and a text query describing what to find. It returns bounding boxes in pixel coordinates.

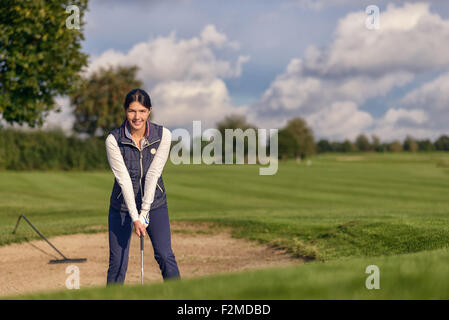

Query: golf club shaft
[140,234,144,284]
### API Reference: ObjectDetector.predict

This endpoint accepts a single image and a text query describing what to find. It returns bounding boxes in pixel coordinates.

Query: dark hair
[123,88,152,110]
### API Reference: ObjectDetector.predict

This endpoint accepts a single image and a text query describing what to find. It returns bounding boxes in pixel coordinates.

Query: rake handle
[13,215,68,260]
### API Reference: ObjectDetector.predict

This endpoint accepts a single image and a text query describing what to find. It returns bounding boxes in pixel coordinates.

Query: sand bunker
[0,221,302,297]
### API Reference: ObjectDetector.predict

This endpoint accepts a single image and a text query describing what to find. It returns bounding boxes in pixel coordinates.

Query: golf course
[1,151,449,299]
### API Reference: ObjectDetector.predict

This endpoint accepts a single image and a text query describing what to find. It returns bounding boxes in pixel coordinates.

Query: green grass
[0,170,111,246]
[14,246,449,299]
[1,151,449,298]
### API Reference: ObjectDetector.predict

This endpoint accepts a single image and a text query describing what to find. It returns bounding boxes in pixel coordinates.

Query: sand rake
[12,215,87,264]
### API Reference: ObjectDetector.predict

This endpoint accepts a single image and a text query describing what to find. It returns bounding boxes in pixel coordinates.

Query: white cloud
[250,55,413,137]
[151,78,249,129]
[396,71,449,133]
[85,24,250,130]
[368,119,436,143]
[306,101,373,140]
[383,108,428,125]
[251,2,449,140]
[365,107,431,142]
[87,24,249,84]
[200,24,240,50]
[401,71,449,113]
[41,96,75,134]
[0,96,75,135]
[366,70,449,142]
[291,0,444,12]
[304,2,449,77]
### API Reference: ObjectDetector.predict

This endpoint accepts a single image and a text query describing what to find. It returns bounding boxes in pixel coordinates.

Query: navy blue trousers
[106,203,181,284]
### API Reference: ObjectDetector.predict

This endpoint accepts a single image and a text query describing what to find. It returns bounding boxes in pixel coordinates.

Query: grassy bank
[14,246,449,299]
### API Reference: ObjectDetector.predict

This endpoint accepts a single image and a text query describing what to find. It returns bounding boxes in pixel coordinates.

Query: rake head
[49,258,87,264]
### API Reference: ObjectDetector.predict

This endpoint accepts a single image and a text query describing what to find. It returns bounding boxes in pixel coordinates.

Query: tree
[317,139,332,153]
[355,134,371,152]
[434,135,449,151]
[388,140,403,152]
[371,134,383,152]
[278,128,298,159]
[0,0,89,127]
[341,139,356,152]
[417,139,435,152]
[403,135,418,152]
[215,114,259,161]
[216,114,254,133]
[70,65,145,138]
[331,141,344,152]
[278,117,315,160]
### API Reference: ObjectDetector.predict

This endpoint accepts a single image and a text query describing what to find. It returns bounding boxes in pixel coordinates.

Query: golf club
[140,234,144,284]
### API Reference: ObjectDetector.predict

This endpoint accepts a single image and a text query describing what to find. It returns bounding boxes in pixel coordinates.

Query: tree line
[215,115,449,161]
[1,113,448,170]
[316,134,449,154]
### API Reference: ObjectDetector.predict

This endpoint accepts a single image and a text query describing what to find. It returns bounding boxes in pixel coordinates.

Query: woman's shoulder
[105,133,118,148]
[107,125,122,140]
[149,121,162,130]
[162,127,171,139]
[149,121,171,137]
[105,125,122,146]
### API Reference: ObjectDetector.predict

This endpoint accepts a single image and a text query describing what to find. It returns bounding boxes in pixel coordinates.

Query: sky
[10,0,449,142]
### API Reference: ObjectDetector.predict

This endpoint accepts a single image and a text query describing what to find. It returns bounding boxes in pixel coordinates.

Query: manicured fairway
[1,152,449,298]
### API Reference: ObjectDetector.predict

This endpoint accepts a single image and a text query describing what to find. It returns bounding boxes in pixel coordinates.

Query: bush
[417,139,435,152]
[388,140,403,152]
[403,135,418,152]
[434,135,449,151]
[0,128,109,170]
[355,134,371,152]
[317,139,332,153]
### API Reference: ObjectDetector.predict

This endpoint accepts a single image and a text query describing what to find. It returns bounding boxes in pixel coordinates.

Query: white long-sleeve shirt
[105,127,172,222]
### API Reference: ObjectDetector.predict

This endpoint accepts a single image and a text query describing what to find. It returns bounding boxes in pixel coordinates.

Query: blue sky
[83,0,337,106]
[38,1,449,141]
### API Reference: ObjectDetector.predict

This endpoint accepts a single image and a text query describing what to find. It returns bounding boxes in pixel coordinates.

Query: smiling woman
[125,92,152,141]
[104,88,180,284]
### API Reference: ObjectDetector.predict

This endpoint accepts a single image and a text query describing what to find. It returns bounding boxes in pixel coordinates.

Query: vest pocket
[157,183,164,193]
[116,190,122,199]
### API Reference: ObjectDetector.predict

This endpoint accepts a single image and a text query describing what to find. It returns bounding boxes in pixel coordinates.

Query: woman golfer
[105,88,180,284]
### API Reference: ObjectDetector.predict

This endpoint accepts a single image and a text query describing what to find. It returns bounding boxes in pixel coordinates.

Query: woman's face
[126,101,151,133]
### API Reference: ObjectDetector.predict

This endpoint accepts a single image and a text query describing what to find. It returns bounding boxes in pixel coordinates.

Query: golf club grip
[140,234,144,249]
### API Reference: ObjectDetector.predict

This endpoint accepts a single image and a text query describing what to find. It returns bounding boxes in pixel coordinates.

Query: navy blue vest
[108,119,168,213]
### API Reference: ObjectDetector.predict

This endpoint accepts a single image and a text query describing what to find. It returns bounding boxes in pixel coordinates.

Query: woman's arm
[105,134,140,222]
[140,127,172,219]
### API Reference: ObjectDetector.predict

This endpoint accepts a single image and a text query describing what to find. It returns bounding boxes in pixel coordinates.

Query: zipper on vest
[140,151,143,197]
[120,138,162,199]
[157,183,164,193]
[116,190,122,199]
